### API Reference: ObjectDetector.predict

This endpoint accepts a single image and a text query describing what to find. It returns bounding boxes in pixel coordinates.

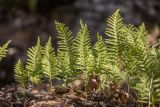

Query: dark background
[0,0,160,87]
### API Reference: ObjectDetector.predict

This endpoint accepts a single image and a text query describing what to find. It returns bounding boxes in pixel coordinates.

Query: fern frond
[26,37,42,84]
[120,25,135,51]
[134,75,150,104]
[0,40,11,61]
[42,37,57,81]
[101,64,127,88]
[120,25,152,76]
[105,9,124,67]
[55,21,75,77]
[57,50,73,83]
[92,33,107,74]
[150,46,160,76]
[73,20,91,71]
[135,76,160,105]
[135,23,148,51]
[124,48,152,75]
[85,49,95,74]
[107,64,127,82]
[153,78,160,103]
[55,21,73,52]
[14,59,28,87]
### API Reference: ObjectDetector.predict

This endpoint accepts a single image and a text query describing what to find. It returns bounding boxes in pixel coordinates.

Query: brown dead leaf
[87,74,100,92]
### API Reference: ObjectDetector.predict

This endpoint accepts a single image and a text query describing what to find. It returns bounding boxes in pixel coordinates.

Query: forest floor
[0,81,140,107]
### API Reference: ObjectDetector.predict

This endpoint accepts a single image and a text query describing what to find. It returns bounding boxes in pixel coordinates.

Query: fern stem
[148,75,153,107]
[84,72,87,93]
[49,78,53,93]
[127,77,130,94]
[152,94,155,107]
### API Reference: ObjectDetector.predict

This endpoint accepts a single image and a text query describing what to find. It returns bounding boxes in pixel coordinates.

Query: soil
[0,81,140,107]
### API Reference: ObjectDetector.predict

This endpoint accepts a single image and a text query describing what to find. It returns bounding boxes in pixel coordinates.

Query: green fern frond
[105,9,124,67]
[150,46,160,76]
[92,33,107,74]
[135,76,160,105]
[42,37,57,81]
[56,21,75,78]
[0,40,11,61]
[135,23,148,51]
[85,49,95,74]
[14,59,28,87]
[26,37,42,84]
[124,47,152,76]
[120,25,135,51]
[153,78,160,103]
[134,75,150,104]
[55,21,73,52]
[100,64,127,88]
[107,64,127,82]
[57,50,72,84]
[121,24,152,75]
[73,20,91,71]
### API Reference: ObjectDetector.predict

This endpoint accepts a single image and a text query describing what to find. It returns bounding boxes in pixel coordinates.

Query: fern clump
[13,10,160,106]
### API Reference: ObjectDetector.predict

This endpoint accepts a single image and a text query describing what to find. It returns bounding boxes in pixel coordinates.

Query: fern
[134,75,150,104]
[120,25,137,75]
[55,21,73,52]
[121,24,153,76]
[42,37,57,83]
[11,10,160,105]
[105,9,124,67]
[153,78,160,103]
[73,20,91,72]
[57,50,73,84]
[150,46,160,76]
[55,21,75,83]
[26,37,43,84]
[0,40,11,61]
[135,76,160,106]
[14,59,28,87]
[104,10,129,90]
[104,11,160,106]
[135,23,148,51]
[101,64,127,88]
[85,49,95,74]
[92,33,107,74]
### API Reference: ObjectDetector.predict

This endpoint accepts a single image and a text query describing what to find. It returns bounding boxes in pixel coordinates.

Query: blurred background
[0,0,160,87]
